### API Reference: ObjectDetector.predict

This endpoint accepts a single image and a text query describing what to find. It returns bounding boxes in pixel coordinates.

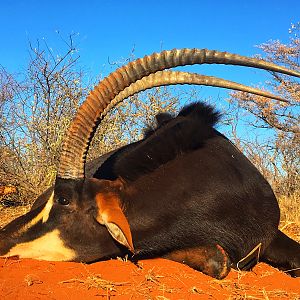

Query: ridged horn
[57,48,300,179]
[99,70,286,120]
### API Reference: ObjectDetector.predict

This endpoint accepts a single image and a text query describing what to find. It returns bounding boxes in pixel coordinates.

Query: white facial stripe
[16,192,54,236]
[42,192,54,223]
[3,229,76,261]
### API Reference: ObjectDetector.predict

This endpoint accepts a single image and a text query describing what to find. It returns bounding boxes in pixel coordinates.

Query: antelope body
[1,48,299,279]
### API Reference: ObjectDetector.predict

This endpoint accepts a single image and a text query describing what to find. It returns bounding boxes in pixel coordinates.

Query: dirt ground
[0,211,299,299]
[0,256,299,299]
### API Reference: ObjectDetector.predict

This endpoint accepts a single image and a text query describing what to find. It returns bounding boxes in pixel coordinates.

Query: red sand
[0,257,299,299]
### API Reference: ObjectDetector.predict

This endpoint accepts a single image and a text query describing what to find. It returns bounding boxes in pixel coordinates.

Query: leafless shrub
[0,35,180,207]
[227,23,300,222]
[1,27,299,229]
[0,34,89,204]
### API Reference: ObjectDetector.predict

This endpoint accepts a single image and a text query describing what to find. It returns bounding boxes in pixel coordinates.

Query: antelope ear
[95,193,134,252]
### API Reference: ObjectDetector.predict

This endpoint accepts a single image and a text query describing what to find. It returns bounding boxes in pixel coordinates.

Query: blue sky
[0,0,299,103]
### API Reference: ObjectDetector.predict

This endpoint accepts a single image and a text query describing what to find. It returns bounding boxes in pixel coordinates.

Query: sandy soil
[0,257,299,300]
[0,211,299,299]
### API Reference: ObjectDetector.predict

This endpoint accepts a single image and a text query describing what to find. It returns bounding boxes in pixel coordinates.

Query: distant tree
[0,34,179,206]
[0,34,89,202]
[228,23,300,205]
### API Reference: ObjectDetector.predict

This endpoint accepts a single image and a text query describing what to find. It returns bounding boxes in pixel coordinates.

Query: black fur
[96,102,221,182]
[1,101,299,279]
[143,111,174,138]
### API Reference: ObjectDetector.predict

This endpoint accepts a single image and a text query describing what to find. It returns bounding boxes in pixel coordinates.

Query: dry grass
[59,263,300,300]
[209,274,300,300]
[278,193,300,225]
[128,266,180,299]
[279,222,300,243]
[60,266,178,299]
[24,274,43,286]
[0,205,30,229]
[60,274,130,298]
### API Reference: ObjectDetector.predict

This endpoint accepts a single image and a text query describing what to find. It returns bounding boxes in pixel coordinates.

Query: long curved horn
[100,70,286,120]
[57,48,300,179]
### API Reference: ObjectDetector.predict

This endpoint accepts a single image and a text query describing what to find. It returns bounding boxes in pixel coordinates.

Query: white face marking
[3,229,76,261]
[15,192,54,237]
[41,192,54,223]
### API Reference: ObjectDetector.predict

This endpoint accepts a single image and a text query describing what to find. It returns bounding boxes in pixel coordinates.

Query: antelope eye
[58,197,70,206]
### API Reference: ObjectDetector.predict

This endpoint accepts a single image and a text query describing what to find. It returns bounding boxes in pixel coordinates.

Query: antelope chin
[2,229,76,261]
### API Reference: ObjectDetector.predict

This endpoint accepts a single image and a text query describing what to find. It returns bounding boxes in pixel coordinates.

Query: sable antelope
[0,49,299,279]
